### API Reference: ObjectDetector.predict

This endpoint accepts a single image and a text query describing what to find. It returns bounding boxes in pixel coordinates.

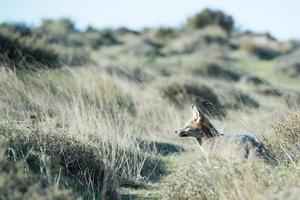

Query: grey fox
[175,105,279,165]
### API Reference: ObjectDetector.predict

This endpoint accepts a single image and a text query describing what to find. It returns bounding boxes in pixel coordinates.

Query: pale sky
[1,0,300,40]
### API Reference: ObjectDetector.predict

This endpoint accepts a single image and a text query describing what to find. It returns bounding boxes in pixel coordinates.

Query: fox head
[175,105,220,143]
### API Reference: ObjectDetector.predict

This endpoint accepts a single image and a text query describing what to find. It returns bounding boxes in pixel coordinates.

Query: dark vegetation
[0,147,78,200]
[0,26,60,69]
[186,8,234,33]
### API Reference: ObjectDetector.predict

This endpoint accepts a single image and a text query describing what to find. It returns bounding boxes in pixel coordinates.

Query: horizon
[1,0,300,40]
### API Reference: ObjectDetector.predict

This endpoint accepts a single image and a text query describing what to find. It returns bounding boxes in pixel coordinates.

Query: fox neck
[202,121,221,138]
[195,122,223,146]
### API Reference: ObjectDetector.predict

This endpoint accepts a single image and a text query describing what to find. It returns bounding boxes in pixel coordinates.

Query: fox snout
[175,130,189,137]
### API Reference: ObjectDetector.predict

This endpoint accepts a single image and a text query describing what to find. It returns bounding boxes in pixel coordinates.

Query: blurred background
[1,0,300,40]
[1,1,300,200]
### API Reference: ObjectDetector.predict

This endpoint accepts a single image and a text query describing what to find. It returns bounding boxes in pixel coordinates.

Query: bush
[160,161,300,200]
[240,39,280,60]
[2,122,164,199]
[4,127,118,198]
[0,21,97,68]
[161,31,203,55]
[160,167,218,200]
[115,27,140,35]
[158,79,259,117]
[0,31,60,69]
[265,114,300,162]
[280,62,300,78]
[56,47,93,66]
[251,46,280,60]
[82,30,121,49]
[193,60,241,81]
[255,86,282,97]
[241,75,270,85]
[186,8,234,33]
[217,87,260,109]
[0,23,32,36]
[285,92,300,108]
[276,49,300,78]
[201,25,228,45]
[159,80,226,118]
[150,27,175,40]
[37,18,76,38]
[0,141,78,200]
[126,38,161,56]
[238,35,291,60]
[161,28,229,55]
[105,65,153,83]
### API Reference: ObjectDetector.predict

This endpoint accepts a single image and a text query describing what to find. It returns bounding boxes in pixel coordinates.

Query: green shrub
[105,65,153,83]
[160,160,300,200]
[4,127,118,198]
[238,36,288,60]
[193,60,240,81]
[201,25,228,45]
[115,27,140,35]
[126,38,161,56]
[160,167,218,200]
[186,8,234,33]
[0,31,60,69]
[0,23,32,36]
[276,49,300,78]
[159,80,226,118]
[0,141,78,200]
[82,30,120,49]
[285,92,300,108]
[154,27,174,39]
[241,75,270,85]
[216,86,260,109]
[265,114,300,162]
[240,39,280,60]
[0,22,93,68]
[37,18,76,38]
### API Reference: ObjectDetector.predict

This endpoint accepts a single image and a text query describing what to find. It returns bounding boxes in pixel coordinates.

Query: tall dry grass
[160,110,300,200]
[0,66,179,199]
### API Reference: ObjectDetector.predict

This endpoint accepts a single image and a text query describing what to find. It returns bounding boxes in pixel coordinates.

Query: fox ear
[191,105,203,120]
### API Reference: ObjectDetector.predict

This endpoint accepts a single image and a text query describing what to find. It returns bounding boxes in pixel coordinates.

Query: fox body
[176,105,279,164]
